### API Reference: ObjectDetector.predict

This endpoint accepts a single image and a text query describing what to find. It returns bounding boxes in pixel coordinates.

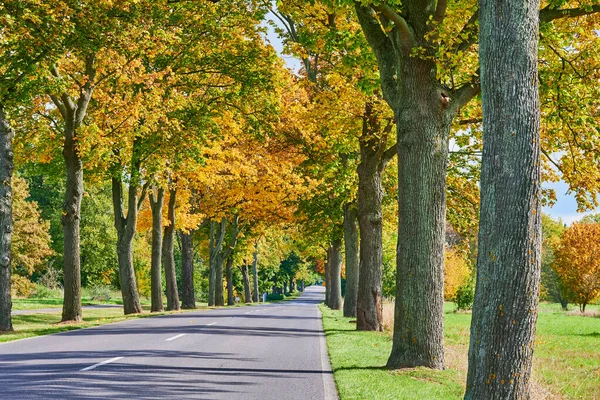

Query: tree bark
[0,106,14,332]
[111,172,144,315]
[215,254,225,306]
[329,239,343,310]
[355,6,476,369]
[252,240,259,302]
[325,250,331,306]
[180,230,195,309]
[162,187,180,311]
[226,256,234,306]
[241,262,252,303]
[465,0,542,396]
[49,56,97,323]
[356,102,395,331]
[149,187,164,313]
[343,203,359,318]
[61,120,84,322]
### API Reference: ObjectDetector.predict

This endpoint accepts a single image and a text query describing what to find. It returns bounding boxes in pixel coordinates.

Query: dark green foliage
[453,278,475,311]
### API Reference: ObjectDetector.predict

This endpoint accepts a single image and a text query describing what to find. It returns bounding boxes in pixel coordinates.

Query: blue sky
[263,15,598,225]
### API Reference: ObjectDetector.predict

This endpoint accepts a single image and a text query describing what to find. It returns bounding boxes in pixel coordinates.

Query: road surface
[0,286,337,400]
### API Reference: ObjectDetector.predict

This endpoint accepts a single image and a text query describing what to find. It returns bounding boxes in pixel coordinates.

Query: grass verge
[321,302,600,400]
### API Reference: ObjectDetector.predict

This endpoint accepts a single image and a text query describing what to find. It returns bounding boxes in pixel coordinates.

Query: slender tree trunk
[0,106,14,332]
[163,187,179,311]
[329,239,343,310]
[111,176,143,315]
[61,122,84,322]
[466,0,542,396]
[149,188,164,312]
[325,250,330,306]
[226,256,234,306]
[252,241,259,302]
[215,256,225,306]
[208,221,216,306]
[241,262,252,303]
[343,203,359,318]
[356,104,392,330]
[180,230,195,309]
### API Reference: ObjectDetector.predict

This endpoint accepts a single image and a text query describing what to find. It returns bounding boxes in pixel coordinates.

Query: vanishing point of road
[0,286,337,400]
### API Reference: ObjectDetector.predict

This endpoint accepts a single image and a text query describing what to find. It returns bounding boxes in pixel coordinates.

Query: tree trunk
[0,106,14,332]
[356,103,392,330]
[343,203,359,318]
[465,0,541,397]
[242,262,252,303]
[149,188,164,312]
[226,256,234,306]
[162,187,179,311]
[215,256,225,306]
[111,176,143,315]
[180,230,195,309]
[325,250,330,306]
[252,241,259,302]
[208,221,217,306]
[61,121,84,322]
[387,59,452,369]
[329,239,343,310]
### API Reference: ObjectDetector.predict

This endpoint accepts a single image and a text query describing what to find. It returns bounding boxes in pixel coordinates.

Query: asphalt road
[0,286,337,400]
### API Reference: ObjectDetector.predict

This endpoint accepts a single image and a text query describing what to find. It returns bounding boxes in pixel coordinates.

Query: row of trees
[1,0,599,399]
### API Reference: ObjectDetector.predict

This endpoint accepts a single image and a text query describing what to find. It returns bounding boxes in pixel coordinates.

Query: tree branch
[540,5,600,22]
[433,0,448,24]
[449,80,480,114]
[372,3,415,49]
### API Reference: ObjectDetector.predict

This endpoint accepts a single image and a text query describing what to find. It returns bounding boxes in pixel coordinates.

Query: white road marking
[80,357,124,372]
[165,333,186,342]
[206,322,217,326]
[244,311,251,314]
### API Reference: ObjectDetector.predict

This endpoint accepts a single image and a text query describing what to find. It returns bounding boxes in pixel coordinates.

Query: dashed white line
[165,333,186,341]
[80,356,124,372]
[206,322,217,326]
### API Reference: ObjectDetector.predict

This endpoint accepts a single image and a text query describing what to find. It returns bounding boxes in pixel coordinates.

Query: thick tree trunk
[386,60,451,370]
[163,188,179,311]
[252,241,259,302]
[62,123,83,322]
[241,263,252,303]
[0,106,14,332]
[149,188,164,312]
[465,0,542,397]
[112,177,142,315]
[343,203,359,318]
[180,230,195,309]
[329,239,343,310]
[226,256,234,306]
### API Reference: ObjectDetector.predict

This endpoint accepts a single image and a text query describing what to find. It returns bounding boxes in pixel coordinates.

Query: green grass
[321,302,600,400]
[320,304,464,400]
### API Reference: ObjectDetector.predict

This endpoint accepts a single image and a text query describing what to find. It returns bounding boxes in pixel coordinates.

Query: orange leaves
[553,222,600,311]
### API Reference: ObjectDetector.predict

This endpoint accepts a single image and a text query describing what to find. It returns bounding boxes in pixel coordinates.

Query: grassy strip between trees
[320,303,600,400]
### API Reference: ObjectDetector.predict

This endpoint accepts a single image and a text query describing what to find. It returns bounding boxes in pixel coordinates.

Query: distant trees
[553,222,600,312]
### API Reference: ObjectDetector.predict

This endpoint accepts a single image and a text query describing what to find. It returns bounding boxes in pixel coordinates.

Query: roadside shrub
[266,293,284,301]
[31,283,63,299]
[454,278,475,311]
[87,284,112,301]
[37,267,63,290]
[11,275,36,297]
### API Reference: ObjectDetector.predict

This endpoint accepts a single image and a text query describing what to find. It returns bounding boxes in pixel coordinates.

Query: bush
[86,284,112,301]
[31,283,63,299]
[266,293,284,301]
[37,267,62,290]
[11,275,36,298]
[454,278,475,311]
